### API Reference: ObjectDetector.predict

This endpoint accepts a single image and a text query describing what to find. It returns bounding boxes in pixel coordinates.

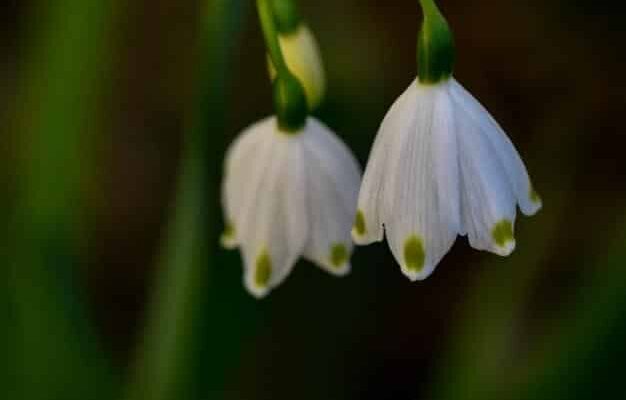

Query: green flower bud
[270,0,302,34]
[273,73,307,133]
[268,24,327,111]
[417,0,455,84]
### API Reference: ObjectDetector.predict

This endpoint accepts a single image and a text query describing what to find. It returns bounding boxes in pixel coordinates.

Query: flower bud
[268,24,327,110]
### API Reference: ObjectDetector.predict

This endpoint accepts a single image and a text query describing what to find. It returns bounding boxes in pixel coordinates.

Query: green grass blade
[124,1,248,399]
[5,1,118,399]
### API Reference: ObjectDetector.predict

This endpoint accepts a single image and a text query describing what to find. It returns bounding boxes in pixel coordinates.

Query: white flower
[268,24,326,110]
[222,116,361,298]
[353,78,542,281]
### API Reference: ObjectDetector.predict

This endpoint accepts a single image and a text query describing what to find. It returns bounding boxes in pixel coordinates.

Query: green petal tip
[354,209,367,237]
[330,243,349,269]
[492,219,515,248]
[255,250,272,288]
[404,235,426,273]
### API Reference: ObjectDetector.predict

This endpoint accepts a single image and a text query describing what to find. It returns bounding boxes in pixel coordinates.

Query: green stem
[419,0,440,16]
[416,0,455,83]
[270,0,302,34]
[257,0,307,131]
[257,0,290,76]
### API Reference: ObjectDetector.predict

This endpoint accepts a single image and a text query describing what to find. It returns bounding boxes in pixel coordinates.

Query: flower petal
[431,82,462,234]
[383,82,459,280]
[300,119,361,275]
[353,81,420,245]
[221,117,274,248]
[237,127,308,298]
[450,79,542,216]
[451,84,518,256]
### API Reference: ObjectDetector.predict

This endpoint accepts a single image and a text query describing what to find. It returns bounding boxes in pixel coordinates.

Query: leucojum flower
[352,0,542,281]
[222,0,361,298]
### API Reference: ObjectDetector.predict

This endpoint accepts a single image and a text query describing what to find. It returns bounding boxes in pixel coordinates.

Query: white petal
[237,127,308,298]
[221,117,274,248]
[383,82,459,281]
[432,82,462,234]
[353,81,419,245]
[451,83,518,256]
[450,80,542,216]
[300,119,361,275]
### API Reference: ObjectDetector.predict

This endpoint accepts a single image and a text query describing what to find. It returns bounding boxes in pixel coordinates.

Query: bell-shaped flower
[221,117,361,298]
[353,0,541,281]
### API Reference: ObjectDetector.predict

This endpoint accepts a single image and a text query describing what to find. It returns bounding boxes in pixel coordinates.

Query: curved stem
[419,0,440,16]
[257,0,289,76]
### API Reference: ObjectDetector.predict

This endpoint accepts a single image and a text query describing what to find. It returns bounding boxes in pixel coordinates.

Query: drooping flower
[222,117,361,298]
[352,0,541,281]
[225,0,361,297]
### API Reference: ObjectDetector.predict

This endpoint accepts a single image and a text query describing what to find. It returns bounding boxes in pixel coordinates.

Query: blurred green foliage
[124,1,250,399]
[5,1,117,399]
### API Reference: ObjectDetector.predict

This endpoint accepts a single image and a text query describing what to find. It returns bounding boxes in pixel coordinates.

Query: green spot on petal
[530,187,542,204]
[330,243,349,269]
[222,222,235,240]
[404,235,425,273]
[220,222,237,248]
[354,210,367,236]
[255,250,272,288]
[492,220,514,247]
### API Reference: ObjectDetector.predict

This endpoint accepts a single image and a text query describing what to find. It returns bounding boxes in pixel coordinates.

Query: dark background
[3,1,626,399]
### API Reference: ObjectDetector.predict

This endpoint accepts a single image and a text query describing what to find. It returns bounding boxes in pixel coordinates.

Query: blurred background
[2,0,626,399]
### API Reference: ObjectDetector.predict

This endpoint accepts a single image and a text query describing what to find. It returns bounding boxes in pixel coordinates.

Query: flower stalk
[417,0,455,84]
[258,0,290,77]
[270,0,302,34]
[257,0,308,132]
